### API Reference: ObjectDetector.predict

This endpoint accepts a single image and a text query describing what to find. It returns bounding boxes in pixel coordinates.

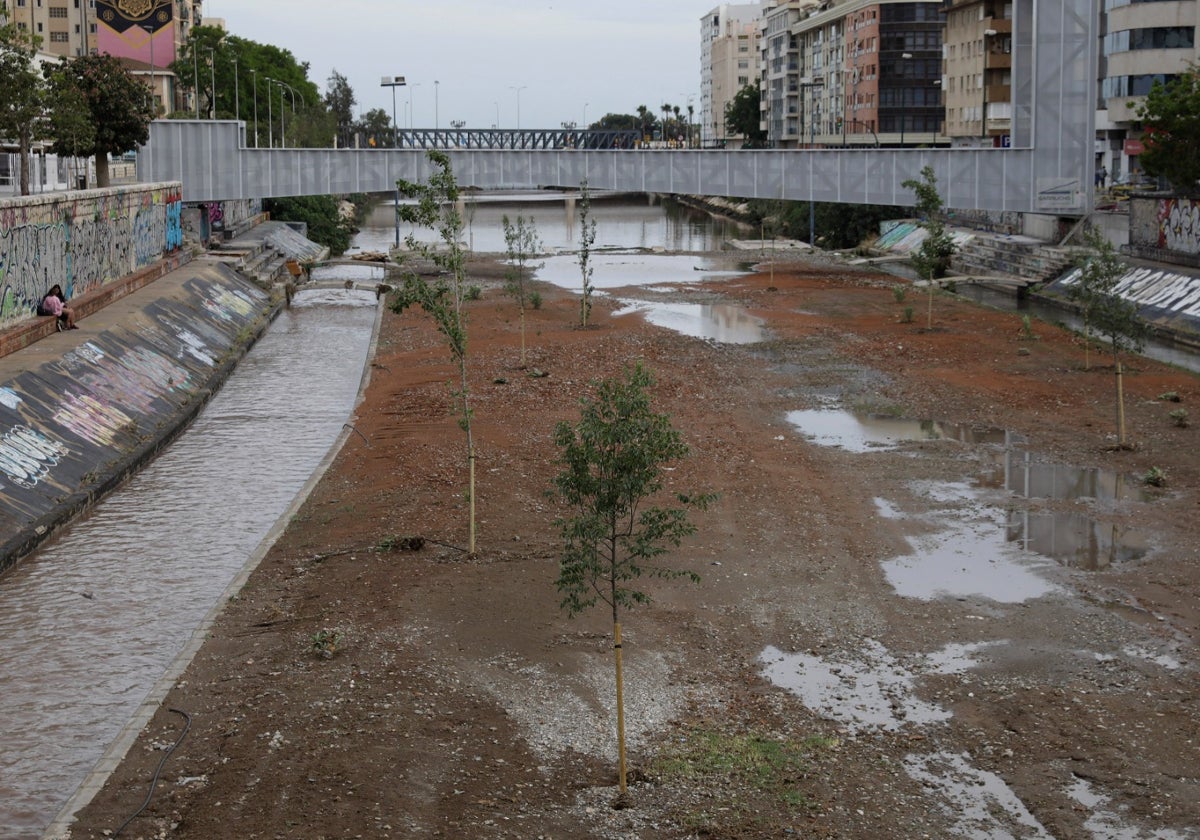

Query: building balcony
[983,17,1012,35]
[984,51,1011,70]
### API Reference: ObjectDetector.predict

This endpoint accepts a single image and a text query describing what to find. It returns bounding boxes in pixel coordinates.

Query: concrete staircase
[951,233,1078,285]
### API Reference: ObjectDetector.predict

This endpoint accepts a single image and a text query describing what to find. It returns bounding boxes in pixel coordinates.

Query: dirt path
[65,257,1199,839]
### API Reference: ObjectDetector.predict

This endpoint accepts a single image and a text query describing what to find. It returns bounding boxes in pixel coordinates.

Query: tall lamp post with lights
[510,85,527,130]
[249,69,258,147]
[381,75,406,148]
[800,76,824,248]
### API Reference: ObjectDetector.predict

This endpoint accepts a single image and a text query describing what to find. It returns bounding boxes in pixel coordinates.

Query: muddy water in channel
[0,289,377,839]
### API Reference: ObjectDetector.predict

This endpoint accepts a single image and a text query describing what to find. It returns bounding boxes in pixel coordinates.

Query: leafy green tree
[324,69,356,148]
[392,151,479,554]
[502,214,543,367]
[263,195,355,255]
[901,165,957,329]
[1069,226,1148,448]
[724,84,766,147]
[748,200,906,249]
[43,54,154,187]
[0,14,46,196]
[356,107,393,147]
[550,361,712,796]
[1135,66,1200,194]
[44,70,97,188]
[577,179,597,327]
[634,104,657,141]
[593,113,639,131]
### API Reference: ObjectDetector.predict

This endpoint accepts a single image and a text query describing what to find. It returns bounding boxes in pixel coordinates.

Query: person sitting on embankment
[37,284,78,330]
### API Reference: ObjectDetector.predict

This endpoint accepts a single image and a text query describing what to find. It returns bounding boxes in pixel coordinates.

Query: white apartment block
[701,3,763,147]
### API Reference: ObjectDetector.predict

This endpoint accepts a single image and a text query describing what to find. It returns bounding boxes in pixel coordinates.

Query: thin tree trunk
[614,620,627,794]
[1115,357,1127,448]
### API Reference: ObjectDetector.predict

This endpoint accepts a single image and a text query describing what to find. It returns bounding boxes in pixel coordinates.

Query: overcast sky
[204,0,719,130]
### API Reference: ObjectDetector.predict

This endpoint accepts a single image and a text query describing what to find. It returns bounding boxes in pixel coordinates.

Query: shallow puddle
[880,502,1064,602]
[534,252,744,291]
[982,450,1153,503]
[904,752,1053,838]
[1005,510,1150,570]
[759,640,952,733]
[614,300,766,344]
[786,409,1010,453]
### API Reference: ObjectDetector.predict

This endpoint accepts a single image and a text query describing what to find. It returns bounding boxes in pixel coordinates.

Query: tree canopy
[43,54,154,187]
[1136,66,1200,194]
[724,84,766,147]
[0,14,46,195]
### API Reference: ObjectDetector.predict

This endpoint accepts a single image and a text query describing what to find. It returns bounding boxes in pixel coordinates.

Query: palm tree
[636,104,651,142]
[687,103,695,147]
[660,103,671,141]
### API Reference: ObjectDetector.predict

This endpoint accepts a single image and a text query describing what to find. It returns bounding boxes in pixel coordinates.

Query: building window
[1102,73,1180,98]
[1104,27,1194,54]
[49,5,67,16]
[50,31,69,41]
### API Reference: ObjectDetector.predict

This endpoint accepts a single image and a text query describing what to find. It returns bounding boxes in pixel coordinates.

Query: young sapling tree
[549,361,713,796]
[392,150,480,554]
[502,213,543,368]
[900,165,957,329]
[577,179,597,328]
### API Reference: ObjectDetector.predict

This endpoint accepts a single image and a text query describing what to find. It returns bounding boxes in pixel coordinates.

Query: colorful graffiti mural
[0,185,184,328]
[1156,198,1200,256]
[95,0,177,66]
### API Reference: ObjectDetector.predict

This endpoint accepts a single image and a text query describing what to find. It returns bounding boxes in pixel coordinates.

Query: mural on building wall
[96,0,177,66]
[1156,198,1200,256]
[0,186,184,329]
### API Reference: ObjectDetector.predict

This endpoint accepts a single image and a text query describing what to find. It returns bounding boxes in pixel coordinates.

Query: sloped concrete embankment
[0,263,276,571]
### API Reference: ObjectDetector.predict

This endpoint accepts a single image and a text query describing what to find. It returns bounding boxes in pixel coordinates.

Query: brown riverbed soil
[66,256,1199,839]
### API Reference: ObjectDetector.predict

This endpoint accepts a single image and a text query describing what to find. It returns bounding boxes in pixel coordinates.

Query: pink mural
[96,0,176,66]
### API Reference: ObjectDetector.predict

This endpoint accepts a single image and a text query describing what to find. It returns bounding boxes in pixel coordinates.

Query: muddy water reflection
[0,290,377,839]
[615,300,767,344]
[786,409,1010,453]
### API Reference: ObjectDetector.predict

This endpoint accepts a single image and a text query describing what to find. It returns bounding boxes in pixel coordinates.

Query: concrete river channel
[0,196,738,839]
[2,194,1193,838]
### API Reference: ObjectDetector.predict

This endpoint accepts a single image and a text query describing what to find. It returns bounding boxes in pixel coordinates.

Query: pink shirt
[43,295,64,316]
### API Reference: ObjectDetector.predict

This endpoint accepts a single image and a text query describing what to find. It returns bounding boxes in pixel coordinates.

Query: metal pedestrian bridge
[141,0,1095,217]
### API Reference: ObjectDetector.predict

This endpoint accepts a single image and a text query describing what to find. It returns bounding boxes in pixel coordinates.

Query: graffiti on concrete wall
[0,185,185,329]
[0,425,68,490]
[1157,198,1200,256]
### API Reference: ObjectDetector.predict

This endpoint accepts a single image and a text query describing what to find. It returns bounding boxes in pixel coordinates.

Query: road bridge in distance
[141,0,1094,218]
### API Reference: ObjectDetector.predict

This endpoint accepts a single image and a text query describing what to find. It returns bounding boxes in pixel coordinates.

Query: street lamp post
[494,101,499,129]
[207,48,215,118]
[192,42,199,118]
[265,76,274,147]
[249,69,258,147]
[800,76,824,249]
[381,75,406,148]
[510,85,527,130]
[583,102,588,129]
[141,23,155,115]
[408,83,421,129]
[232,56,239,124]
[434,80,440,130]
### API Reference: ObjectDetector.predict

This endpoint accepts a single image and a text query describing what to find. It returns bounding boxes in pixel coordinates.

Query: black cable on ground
[112,707,192,838]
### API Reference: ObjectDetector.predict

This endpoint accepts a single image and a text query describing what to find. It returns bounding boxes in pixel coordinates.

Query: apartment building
[759,1,811,148]
[701,4,762,147]
[4,0,96,57]
[941,0,1012,145]
[1099,0,1197,181]
[774,0,942,149]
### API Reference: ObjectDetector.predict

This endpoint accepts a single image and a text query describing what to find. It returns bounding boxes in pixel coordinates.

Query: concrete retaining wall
[1127,195,1200,269]
[0,263,273,570]
[0,182,184,329]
